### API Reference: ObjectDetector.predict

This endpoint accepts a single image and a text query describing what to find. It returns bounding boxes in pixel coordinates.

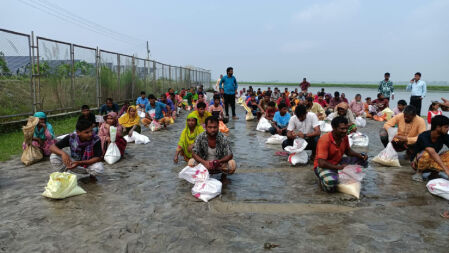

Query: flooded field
[1,105,449,252]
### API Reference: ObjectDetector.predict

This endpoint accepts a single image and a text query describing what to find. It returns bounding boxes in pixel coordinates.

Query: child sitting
[427,101,443,130]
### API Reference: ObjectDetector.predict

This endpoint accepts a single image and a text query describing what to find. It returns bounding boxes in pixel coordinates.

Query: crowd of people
[21,67,449,198]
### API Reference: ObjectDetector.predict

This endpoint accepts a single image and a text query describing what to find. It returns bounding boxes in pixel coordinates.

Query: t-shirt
[273,111,291,128]
[78,112,96,126]
[287,112,320,134]
[99,103,119,115]
[145,101,167,120]
[412,130,449,160]
[314,132,350,168]
[56,135,102,159]
[191,110,212,125]
[136,97,149,108]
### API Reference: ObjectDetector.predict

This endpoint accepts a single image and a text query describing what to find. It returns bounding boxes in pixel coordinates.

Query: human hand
[395,135,408,142]
[360,153,368,161]
[296,132,305,138]
[68,161,80,169]
[277,129,282,135]
[337,164,347,170]
[61,153,72,168]
[128,130,133,137]
[173,156,178,164]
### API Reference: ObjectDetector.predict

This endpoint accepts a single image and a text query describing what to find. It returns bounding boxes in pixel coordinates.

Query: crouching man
[49,119,104,178]
[190,116,236,179]
[314,117,368,192]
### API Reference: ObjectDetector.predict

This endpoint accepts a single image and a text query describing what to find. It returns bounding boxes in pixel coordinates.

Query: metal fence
[0,28,211,123]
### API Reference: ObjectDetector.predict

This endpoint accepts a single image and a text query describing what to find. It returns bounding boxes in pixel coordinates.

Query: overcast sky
[2,0,449,83]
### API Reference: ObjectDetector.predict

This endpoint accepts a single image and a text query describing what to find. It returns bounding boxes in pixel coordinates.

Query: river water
[240,85,449,117]
[1,102,449,252]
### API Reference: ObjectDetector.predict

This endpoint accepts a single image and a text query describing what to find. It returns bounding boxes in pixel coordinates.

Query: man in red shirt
[371,93,389,113]
[314,117,368,192]
[300,77,311,92]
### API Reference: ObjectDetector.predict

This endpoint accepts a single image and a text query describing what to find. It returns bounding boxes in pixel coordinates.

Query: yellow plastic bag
[21,116,43,166]
[42,172,86,199]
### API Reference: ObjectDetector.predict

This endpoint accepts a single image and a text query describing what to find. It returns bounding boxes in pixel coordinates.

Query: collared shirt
[384,113,426,144]
[349,100,364,116]
[193,132,232,160]
[287,112,320,134]
[307,102,325,116]
[378,80,394,98]
[314,132,350,168]
[99,103,119,115]
[406,80,427,97]
[136,97,149,108]
[219,75,238,95]
[145,101,167,120]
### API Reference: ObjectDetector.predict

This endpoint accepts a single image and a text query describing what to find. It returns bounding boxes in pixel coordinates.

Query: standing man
[215,74,223,92]
[300,77,311,92]
[219,67,239,119]
[378,72,394,101]
[406,72,427,116]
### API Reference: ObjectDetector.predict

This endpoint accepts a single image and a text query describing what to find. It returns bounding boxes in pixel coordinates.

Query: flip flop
[275,151,289,157]
[440,211,449,219]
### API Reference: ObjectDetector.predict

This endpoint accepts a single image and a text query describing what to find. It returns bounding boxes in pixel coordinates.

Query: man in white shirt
[215,74,223,92]
[406,72,427,116]
[282,104,321,159]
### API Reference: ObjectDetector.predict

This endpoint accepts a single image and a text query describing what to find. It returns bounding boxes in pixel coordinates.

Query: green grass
[0,116,78,161]
[233,82,449,91]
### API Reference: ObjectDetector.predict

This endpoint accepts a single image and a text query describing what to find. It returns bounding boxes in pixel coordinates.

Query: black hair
[385,72,390,76]
[377,93,383,98]
[331,116,349,129]
[366,97,371,100]
[264,92,271,97]
[268,101,276,107]
[81,105,89,110]
[226,67,233,73]
[213,94,220,101]
[160,93,167,98]
[205,116,219,126]
[148,94,156,100]
[431,115,449,131]
[355,94,361,98]
[428,101,439,111]
[306,97,313,102]
[318,92,325,97]
[415,72,421,77]
[106,98,113,103]
[76,119,93,132]
[141,91,146,95]
[397,100,407,106]
[403,105,417,116]
[295,104,308,117]
[278,102,287,110]
[197,102,206,109]
[334,91,340,97]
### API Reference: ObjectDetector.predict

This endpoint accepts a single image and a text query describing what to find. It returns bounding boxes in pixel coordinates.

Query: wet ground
[1,105,449,252]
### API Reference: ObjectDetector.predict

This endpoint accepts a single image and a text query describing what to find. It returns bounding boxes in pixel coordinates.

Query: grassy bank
[0,116,78,161]
[235,82,449,91]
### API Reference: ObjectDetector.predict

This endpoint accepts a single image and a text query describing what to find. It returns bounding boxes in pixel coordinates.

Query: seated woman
[98,112,127,157]
[174,114,204,163]
[118,105,141,137]
[23,112,56,156]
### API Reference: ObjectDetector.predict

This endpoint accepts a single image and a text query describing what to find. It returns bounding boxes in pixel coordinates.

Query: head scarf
[335,102,349,111]
[33,112,54,140]
[177,113,204,159]
[118,105,140,128]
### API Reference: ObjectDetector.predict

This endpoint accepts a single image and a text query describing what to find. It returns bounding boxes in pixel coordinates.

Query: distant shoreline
[233,82,449,91]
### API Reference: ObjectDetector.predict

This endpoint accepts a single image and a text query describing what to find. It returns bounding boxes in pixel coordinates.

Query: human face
[337,108,347,117]
[187,118,197,129]
[82,109,90,116]
[414,74,420,81]
[264,95,270,102]
[433,104,440,110]
[77,126,93,142]
[334,123,348,138]
[366,99,371,104]
[129,107,136,117]
[341,93,346,99]
[206,121,219,137]
[106,116,114,125]
[149,98,156,105]
[214,99,220,106]
[280,107,288,115]
[106,100,113,107]
[198,94,204,101]
[318,95,323,101]
[141,94,146,99]
[227,69,233,76]
[385,74,390,81]
[356,95,361,102]
[198,107,205,116]
[307,100,313,107]
[404,113,415,123]
[439,125,449,135]
[397,104,405,112]
[38,118,46,126]
[160,96,166,103]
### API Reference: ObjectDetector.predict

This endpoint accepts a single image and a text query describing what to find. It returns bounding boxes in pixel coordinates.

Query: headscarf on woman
[118,105,140,128]
[177,113,204,159]
[33,112,54,140]
[98,112,126,155]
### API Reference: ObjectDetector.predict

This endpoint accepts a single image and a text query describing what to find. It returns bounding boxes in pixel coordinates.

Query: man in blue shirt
[136,91,148,110]
[269,103,291,136]
[406,72,427,116]
[159,94,176,118]
[144,94,171,127]
[99,98,119,115]
[219,67,239,119]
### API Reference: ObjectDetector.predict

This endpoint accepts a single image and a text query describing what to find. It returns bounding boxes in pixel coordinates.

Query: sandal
[275,151,289,157]
[440,211,449,219]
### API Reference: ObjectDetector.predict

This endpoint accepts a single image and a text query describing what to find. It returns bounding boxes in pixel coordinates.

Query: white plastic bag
[95,115,104,123]
[387,127,398,142]
[288,152,308,165]
[348,132,369,147]
[284,138,308,154]
[179,164,209,184]
[42,172,86,199]
[426,179,449,200]
[372,142,401,167]
[150,120,162,131]
[192,178,222,202]
[265,134,287,145]
[133,132,150,144]
[138,111,146,118]
[355,117,366,128]
[246,113,255,121]
[256,117,272,132]
[319,121,332,132]
[337,165,365,199]
[104,126,121,164]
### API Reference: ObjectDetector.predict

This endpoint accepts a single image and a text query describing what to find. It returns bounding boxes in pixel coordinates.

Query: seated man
[191,102,212,127]
[143,94,171,127]
[328,103,357,133]
[393,100,407,116]
[195,93,209,111]
[49,119,103,177]
[258,93,271,120]
[329,91,343,109]
[370,93,389,115]
[282,105,321,159]
[305,97,325,120]
[136,91,148,110]
[99,98,119,115]
[349,94,365,117]
[276,92,291,108]
[379,105,426,154]
[269,103,290,136]
[264,101,277,121]
[411,115,449,181]
[246,93,259,116]
[159,94,177,119]
[314,117,368,192]
[190,116,236,178]
[78,105,98,134]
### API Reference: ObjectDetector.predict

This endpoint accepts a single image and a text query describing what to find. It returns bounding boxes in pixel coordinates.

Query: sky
[1,0,449,83]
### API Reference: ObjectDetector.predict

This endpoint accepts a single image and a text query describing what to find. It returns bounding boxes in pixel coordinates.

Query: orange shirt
[314,132,350,168]
[383,113,426,144]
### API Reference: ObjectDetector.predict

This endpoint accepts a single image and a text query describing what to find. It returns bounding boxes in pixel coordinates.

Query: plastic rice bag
[355,117,366,128]
[150,120,162,131]
[426,178,449,200]
[219,121,229,133]
[42,172,86,199]
[95,115,104,123]
[179,163,210,184]
[124,132,150,144]
[288,152,308,165]
[337,165,365,199]
[284,138,308,154]
[387,127,398,142]
[348,132,369,147]
[319,121,332,132]
[381,108,394,120]
[372,142,401,167]
[266,134,287,145]
[246,113,255,121]
[191,178,222,202]
[104,126,121,164]
[256,117,272,132]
